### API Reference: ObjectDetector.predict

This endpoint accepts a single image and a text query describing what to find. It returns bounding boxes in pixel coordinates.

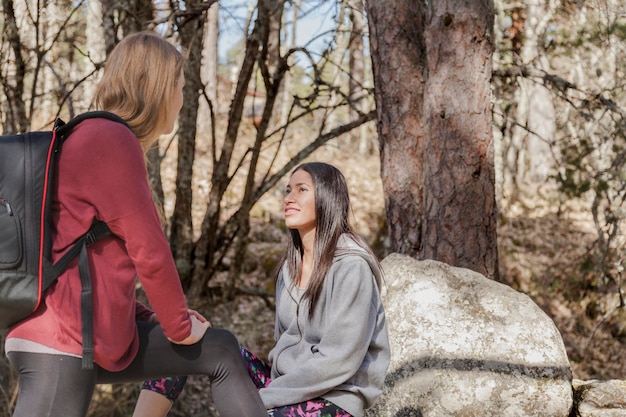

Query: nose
[284,190,294,203]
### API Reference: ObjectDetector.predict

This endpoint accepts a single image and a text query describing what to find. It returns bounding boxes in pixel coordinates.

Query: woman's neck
[298,230,315,288]
[298,255,313,289]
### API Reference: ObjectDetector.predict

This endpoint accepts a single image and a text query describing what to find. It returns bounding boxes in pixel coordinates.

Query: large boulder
[367,254,573,417]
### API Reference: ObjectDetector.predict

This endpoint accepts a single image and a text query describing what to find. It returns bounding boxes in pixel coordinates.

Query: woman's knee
[200,328,247,377]
[206,328,241,352]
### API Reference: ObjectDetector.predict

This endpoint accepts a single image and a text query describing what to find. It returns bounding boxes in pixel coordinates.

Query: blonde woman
[4,31,266,417]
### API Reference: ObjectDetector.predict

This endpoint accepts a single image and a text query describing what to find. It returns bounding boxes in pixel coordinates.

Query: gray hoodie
[259,235,390,417]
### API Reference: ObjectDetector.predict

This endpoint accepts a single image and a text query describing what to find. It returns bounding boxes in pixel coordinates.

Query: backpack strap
[55,111,130,138]
[48,220,112,370]
[79,220,112,370]
[49,221,112,281]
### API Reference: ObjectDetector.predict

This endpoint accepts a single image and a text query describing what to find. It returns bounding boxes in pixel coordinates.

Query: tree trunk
[203,2,219,105]
[504,2,557,201]
[325,3,347,134]
[347,0,369,153]
[223,0,285,298]
[86,0,107,101]
[367,0,498,279]
[279,0,300,126]
[189,0,280,299]
[422,0,498,279]
[1,0,28,133]
[366,0,426,256]
[171,2,209,284]
[119,0,154,33]
[523,3,556,186]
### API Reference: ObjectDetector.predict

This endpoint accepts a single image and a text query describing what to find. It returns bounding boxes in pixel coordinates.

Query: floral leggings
[142,347,352,417]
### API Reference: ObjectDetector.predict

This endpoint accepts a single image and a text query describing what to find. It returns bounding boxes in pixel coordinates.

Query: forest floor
[2,141,625,417]
[497,193,626,381]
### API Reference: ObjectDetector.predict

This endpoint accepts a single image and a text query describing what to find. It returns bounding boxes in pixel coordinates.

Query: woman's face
[284,169,316,236]
[164,71,185,135]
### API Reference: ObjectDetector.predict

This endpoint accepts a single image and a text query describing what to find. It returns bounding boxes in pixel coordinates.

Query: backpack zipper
[0,198,13,216]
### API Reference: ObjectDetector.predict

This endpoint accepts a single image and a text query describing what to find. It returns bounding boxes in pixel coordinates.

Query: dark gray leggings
[7,322,267,417]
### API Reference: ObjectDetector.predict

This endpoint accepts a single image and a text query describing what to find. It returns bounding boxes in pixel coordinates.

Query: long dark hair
[281,162,377,319]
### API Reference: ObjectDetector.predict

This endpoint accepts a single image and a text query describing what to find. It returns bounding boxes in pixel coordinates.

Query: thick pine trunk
[367,0,498,279]
[422,0,498,279]
[366,1,426,256]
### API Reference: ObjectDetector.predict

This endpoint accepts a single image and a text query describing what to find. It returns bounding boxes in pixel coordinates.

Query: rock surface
[573,379,626,417]
[366,253,573,417]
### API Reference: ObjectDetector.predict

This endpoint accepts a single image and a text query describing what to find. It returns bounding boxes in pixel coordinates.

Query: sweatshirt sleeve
[106,201,191,342]
[64,120,191,342]
[260,256,378,407]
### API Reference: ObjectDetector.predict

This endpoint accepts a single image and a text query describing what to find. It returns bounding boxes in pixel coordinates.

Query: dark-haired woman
[135,162,390,417]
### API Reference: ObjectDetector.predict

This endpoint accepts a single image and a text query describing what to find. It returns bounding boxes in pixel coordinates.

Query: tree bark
[1,0,28,133]
[422,0,498,279]
[86,0,107,101]
[171,1,210,283]
[189,0,266,298]
[367,0,498,279]
[279,0,300,126]
[366,0,426,256]
[347,0,369,153]
[203,2,219,105]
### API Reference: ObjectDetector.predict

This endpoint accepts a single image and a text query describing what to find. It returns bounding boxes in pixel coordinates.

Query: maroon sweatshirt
[7,118,191,371]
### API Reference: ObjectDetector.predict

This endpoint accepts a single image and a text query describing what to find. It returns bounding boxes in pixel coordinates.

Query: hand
[168,310,211,345]
[154,309,209,325]
[187,309,211,327]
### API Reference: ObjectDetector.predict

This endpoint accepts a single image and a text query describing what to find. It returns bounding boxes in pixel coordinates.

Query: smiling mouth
[284,208,298,215]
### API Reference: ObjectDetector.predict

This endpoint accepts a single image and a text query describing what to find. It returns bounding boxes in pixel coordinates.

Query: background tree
[346,0,369,153]
[493,0,626,285]
[492,0,626,380]
[169,0,213,284]
[366,0,499,279]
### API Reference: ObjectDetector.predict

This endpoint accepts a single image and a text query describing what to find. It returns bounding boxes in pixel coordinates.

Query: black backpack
[0,111,128,369]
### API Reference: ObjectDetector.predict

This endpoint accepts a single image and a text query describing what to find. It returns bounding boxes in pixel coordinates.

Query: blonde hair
[93,31,184,152]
